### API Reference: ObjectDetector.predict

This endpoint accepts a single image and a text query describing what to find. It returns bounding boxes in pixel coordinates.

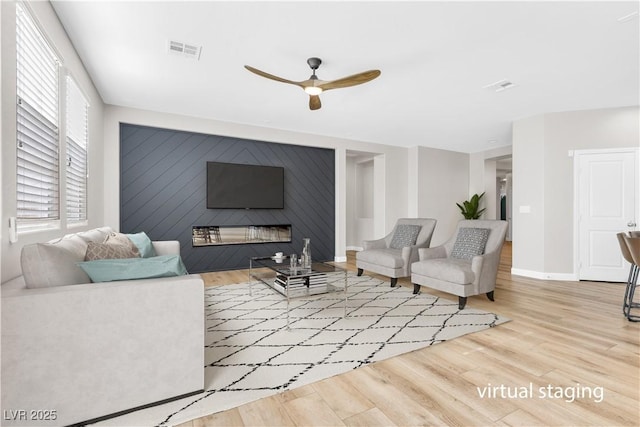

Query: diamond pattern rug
[96,273,509,426]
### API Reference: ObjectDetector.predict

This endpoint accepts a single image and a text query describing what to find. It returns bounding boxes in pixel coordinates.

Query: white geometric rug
[97,273,509,426]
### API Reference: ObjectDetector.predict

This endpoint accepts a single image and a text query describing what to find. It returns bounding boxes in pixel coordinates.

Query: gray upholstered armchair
[411,220,508,309]
[356,218,437,287]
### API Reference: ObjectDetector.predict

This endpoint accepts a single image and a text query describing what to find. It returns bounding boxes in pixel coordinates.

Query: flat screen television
[206,162,284,209]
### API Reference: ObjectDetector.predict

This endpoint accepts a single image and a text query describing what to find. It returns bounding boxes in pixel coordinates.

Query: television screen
[206,162,284,209]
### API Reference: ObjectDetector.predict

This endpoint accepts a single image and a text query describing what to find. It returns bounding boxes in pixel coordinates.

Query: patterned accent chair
[356,218,437,287]
[411,220,508,309]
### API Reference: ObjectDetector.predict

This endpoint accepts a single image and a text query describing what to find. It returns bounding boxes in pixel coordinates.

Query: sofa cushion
[74,226,114,243]
[412,258,475,284]
[84,242,140,261]
[390,224,422,249]
[126,231,157,258]
[21,235,91,288]
[104,231,140,257]
[451,227,490,260]
[78,255,188,283]
[356,248,404,268]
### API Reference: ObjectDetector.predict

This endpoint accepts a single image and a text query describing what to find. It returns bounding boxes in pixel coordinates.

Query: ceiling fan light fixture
[304,86,323,95]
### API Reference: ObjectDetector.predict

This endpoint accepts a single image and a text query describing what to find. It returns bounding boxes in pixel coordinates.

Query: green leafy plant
[456,192,486,219]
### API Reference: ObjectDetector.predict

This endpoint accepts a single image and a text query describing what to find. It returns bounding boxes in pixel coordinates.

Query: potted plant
[456,192,486,219]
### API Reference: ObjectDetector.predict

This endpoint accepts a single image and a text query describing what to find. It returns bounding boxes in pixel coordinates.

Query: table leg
[344,269,348,318]
[249,258,253,297]
[286,276,291,329]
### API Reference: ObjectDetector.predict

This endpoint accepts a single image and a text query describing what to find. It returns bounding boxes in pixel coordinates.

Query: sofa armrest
[403,237,434,265]
[472,248,502,289]
[363,238,387,250]
[152,240,180,256]
[418,246,447,260]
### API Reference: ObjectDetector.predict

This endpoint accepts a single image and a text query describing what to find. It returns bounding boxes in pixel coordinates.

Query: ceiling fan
[244,57,381,110]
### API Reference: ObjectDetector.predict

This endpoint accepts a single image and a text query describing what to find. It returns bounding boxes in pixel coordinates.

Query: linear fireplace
[192,225,292,247]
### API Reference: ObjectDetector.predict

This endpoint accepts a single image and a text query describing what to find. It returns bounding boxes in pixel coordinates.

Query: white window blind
[16,4,60,226]
[66,76,89,223]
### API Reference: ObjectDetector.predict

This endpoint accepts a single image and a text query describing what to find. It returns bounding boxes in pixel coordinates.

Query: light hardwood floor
[178,243,639,426]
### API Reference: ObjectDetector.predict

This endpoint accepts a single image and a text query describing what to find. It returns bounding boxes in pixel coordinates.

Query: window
[16,4,60,229]
[66,76,89,223]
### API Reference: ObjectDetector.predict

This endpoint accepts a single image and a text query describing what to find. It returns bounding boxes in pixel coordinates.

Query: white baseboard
[334,255,347,262]
[511,268,578,281]
[346,246,363,252]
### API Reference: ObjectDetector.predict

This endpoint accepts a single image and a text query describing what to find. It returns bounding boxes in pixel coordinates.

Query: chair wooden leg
[390,277,398,287]
[486,291,495,301]
[357,268,363,276]
[413,284,420,294]
[458,297,467,310]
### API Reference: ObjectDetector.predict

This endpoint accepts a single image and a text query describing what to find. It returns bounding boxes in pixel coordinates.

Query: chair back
[387,218,437,247]
[617,232,635,264]
[625,235,640,266]
[444,220,508,256]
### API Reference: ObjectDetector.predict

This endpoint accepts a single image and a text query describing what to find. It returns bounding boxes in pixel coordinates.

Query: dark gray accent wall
[120,124,335,273]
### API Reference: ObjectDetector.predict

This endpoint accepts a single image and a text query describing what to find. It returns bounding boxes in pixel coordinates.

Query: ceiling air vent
[483,79,516,93]
[168,40,202,60]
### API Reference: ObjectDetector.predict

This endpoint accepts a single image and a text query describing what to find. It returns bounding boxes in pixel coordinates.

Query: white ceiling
[51,1,639,153]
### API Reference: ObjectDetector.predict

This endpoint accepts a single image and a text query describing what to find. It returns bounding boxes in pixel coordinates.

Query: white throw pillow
[21,235,91,288]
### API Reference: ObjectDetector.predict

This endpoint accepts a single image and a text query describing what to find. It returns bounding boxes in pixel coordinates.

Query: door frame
[573,147,639,280]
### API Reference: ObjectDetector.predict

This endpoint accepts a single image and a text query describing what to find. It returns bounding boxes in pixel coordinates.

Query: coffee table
[249,255,348,328]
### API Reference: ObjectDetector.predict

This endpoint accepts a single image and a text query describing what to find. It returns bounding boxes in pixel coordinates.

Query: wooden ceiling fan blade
[244,65,303,87]
[318,70,381,91]
[309,95,321,110]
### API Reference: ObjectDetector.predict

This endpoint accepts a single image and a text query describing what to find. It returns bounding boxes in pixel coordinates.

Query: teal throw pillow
[126,231,157,258]
[77,255,187,283]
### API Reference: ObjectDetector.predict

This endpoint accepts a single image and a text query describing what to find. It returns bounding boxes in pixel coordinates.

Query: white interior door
[577,149,638,282]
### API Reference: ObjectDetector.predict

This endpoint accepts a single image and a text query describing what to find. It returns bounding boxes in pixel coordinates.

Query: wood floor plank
[370,355,505,424]
[281,392,345,427]
[310,375,375,420]
[342,407,395,427]
[341,365,448,426]
[185,243,640,427]
[192,408,244,427]
[541,368,639,424]
[236,394,295,427]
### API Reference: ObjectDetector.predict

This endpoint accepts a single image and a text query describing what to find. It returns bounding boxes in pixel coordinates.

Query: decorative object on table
[289,253,297,272]
[456,192,486,219]
[301,237,312,268]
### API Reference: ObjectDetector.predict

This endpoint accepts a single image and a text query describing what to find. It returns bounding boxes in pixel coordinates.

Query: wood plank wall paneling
[119,124,335,272]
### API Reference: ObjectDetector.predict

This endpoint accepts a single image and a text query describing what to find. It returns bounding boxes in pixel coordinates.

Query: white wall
[346,156,376,249]
[415,146,470,246]
[468,145,513,221]
[512,106,640,279]
[512,115,546,274]
[483,160,497,220]
[1,1,105,282]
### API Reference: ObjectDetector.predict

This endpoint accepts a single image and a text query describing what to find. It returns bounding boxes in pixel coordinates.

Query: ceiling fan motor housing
[307,57,322,70]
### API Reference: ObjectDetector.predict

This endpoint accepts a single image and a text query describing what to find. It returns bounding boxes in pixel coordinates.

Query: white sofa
[1,227,205,426]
